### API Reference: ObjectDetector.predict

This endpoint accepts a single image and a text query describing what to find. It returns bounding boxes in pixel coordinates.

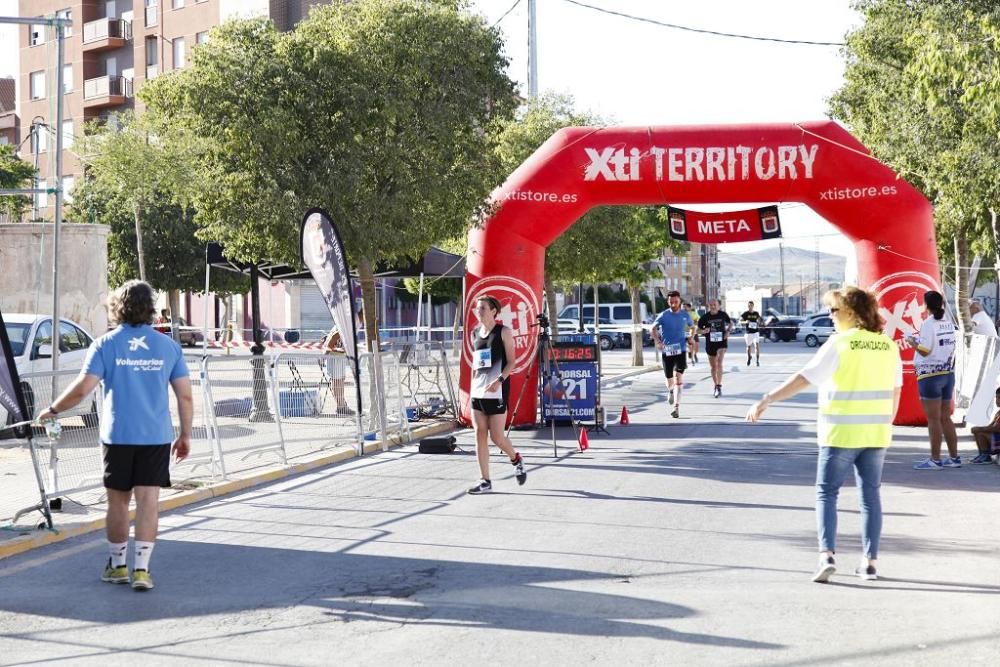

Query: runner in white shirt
[968,300,997,337]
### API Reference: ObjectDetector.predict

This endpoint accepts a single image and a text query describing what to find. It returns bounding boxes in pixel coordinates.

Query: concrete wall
[0,223,110,335]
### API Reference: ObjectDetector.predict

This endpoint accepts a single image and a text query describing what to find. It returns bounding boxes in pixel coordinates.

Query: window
[31,125,47,154]
[30,70,46,100]
[195,30,208,45]
[63,64,73,93]
[173,37,186,69]
[36,179,48,211]
[613,306,631,321]
[172,0,184,8]
[60,321,88,352]
[62,176,75,203]
[62,120,74,148]
[56,9,73,37]
[32,321,53,358]
[30,23,46,46]
[145,36,159,79]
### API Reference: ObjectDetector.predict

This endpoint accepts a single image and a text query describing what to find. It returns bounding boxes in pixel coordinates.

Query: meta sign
[541,336,599,423]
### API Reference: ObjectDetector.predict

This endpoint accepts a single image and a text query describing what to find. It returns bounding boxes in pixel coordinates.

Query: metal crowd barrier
[12,369,102,523]
[6,347,442,527]
[383,341,459,421]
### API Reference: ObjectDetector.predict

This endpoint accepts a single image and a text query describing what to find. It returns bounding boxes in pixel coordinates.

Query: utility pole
[778,242,786,315]
[528,0,538,97]
[814,237,821,312]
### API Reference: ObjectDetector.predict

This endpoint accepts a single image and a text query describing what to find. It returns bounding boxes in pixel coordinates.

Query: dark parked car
[760,315,803,342]
[154,317,204,347]
[557,317,629,351]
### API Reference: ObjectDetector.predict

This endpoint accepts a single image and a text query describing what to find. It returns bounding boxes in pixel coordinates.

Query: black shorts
[471,380,510,416]
[706,340,728,357]
[661,352,687,378]
[103,444,171,491]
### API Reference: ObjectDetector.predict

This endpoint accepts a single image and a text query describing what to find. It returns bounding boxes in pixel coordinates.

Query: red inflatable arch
[461,121,938,427]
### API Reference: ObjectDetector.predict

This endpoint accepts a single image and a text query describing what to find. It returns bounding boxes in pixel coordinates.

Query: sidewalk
[0,344,996,664]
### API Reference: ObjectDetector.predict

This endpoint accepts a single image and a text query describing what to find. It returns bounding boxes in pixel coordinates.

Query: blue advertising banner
[540,362,598,422]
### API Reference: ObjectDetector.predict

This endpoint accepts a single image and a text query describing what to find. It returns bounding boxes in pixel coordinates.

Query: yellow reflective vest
[818,329,899,448]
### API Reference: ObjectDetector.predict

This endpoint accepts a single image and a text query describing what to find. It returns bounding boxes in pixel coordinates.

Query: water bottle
[43,419,62,441]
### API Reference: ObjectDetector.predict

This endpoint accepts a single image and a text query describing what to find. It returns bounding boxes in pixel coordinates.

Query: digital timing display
[548,343,599,362]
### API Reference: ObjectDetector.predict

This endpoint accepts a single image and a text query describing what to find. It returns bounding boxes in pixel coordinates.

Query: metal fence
[3,350,457,527]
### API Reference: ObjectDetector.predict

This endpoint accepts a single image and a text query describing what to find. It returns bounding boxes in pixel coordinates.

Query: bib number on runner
[710,331,723,342]
[663,343,682,356]
[475,348,492,369]
[748,322,757,331]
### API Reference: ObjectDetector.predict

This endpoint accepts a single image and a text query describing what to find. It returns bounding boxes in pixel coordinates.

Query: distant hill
[720,246,846,290]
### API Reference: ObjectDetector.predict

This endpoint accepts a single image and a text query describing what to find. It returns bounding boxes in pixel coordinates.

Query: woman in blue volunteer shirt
[40,280,192,592]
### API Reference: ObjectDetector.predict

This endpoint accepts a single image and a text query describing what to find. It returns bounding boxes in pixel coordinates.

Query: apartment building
[0,77,17,147]
[660,242,720,306]
[17,0,333,220]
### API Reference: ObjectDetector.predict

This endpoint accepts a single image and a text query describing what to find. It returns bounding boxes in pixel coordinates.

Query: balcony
[82,18,131,52]
[83,75,132,109]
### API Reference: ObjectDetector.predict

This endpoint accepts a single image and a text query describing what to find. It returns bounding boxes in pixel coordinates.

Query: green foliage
[0,144,36,220]
[140,1,517,268]
[72,113,243,293]
[830,0,1000,265]
[401,275,461,304]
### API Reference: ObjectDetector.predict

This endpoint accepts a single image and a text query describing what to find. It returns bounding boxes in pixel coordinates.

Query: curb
[604,365,660,383]
[0,421,459,562]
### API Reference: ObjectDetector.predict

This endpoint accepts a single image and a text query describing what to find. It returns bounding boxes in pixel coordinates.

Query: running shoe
[812,555,836,583]
[511,453,527,485]
[756,359,760,367]
[713,385,721,398]
[131,569,154,591]
[913,458,943,470]
[670,407,679,419]
[942,456,962,468]
[467,479,492,495]
[747,356,751,367]
[970,453,993,465]
[855,564,878,581]
[101,559,129,584]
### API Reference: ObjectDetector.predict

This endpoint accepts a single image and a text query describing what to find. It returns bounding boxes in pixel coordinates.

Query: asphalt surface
[0,342,997,666]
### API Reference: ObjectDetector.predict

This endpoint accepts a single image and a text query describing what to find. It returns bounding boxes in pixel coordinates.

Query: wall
[0,223,109,334]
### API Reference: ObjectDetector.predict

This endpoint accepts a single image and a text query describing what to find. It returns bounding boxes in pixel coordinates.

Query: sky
[1,0,863,263]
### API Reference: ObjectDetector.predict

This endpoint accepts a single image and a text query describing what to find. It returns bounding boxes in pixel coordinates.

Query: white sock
[108,541,128,568]
[134,541,155,571]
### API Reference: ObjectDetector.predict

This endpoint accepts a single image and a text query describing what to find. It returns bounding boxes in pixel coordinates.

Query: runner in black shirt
[741,301,763,367]
[697,299,732,398]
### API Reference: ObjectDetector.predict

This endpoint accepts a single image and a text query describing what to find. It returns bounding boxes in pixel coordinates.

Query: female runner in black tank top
[467,295,527,494]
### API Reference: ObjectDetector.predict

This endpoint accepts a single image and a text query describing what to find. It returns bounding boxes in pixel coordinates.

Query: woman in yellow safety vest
[746,287,902,584]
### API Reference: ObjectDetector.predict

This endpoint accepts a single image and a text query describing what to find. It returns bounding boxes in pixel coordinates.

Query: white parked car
[795,314,836,347]
[2,313,98,432]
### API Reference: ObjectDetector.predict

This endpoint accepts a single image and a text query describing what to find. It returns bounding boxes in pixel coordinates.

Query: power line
[560,0,845,47]
[492,0,523,27]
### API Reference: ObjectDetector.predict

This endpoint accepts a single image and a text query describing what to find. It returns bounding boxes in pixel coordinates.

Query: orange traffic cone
[578,427,590,452]
[619,405,630,425]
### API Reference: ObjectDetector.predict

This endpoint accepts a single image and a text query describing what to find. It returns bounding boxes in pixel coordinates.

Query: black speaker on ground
[418,436,457,454]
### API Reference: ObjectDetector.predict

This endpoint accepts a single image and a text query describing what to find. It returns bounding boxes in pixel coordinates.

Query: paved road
[0,342,998,666]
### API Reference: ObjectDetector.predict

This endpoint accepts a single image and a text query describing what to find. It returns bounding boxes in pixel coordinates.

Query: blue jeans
[816,447,886,559]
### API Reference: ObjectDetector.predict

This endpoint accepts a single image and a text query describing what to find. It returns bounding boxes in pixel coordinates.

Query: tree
[830,0,1000,327]
[0,144,36,221]
[141,1,517,349]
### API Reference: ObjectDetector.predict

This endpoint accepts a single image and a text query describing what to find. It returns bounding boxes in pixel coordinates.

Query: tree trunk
[954,234,971,332]
[545,276,559,343]
[629,284,643,366]
[358,258,379,353]
[168,289,181,343]
[133,200,146,282]
[991,208,999,322]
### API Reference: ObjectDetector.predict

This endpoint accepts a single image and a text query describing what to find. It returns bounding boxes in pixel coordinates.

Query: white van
[558,302,649,325]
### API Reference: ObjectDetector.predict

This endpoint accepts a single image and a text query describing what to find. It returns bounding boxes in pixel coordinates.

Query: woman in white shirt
[907,290,959,469]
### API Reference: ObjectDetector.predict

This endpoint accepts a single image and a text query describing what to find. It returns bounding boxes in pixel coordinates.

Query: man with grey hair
[40,280,192,592]
[969,300,997,337]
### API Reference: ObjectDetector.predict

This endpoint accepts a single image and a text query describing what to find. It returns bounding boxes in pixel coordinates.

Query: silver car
[796,314,836,347]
